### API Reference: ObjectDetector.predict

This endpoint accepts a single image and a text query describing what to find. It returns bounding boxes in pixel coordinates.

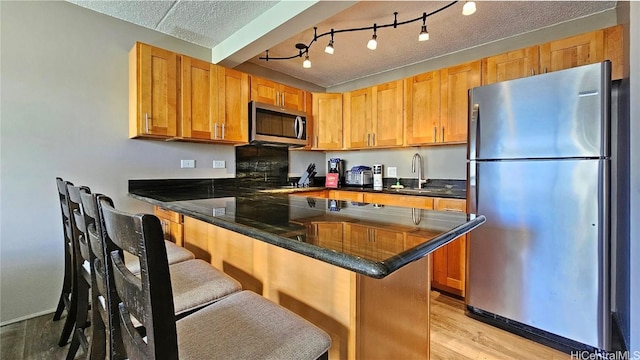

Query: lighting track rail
[259,0,476,68]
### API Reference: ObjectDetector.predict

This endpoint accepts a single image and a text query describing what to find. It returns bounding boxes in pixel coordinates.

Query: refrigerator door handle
[469,160,478,214]
[469,103,479,161]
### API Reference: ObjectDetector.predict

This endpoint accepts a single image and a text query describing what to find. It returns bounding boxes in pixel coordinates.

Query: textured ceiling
[67,1,617,88]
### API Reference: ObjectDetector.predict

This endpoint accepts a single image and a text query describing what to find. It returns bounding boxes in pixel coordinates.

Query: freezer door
[469,61,610,160]
[466,158,610,349]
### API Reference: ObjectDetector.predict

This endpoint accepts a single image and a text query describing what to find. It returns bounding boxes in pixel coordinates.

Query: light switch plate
[387,167,397,177]
[181,160,195,168]
[213,160,226,169]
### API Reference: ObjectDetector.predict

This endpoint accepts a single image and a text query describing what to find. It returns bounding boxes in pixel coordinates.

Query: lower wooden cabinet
[431,198,467,297]
[153,206,184,247]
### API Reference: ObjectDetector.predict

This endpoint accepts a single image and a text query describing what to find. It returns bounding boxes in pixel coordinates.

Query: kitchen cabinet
[306,221,344,251]
[363,192,434,210]
[250,76,306,111]
[328,190,363,202]
[539,30,604,75]
[129,42,178,139]
[344,80,403,149]
[482,46,540,85]
[311,93,343,150]
[154,206,184,247]
[344,223,405,261]
[217,67,250,143]
[180,56,218,140]
[604,25,623,80]
[431,198,467,297]
[404,71,441,145]
[440,60,481,144]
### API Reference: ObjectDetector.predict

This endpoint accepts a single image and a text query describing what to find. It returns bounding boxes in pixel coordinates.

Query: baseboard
[0,308,56,327]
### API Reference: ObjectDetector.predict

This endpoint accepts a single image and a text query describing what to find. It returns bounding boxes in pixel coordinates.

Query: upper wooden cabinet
[404,71,441,145]
[250,76,305,112]
[440,60,481,144]
[539,30,604,75]
[482,46,540,85]
[217,67,250,143]
[344,80,403,149]
[180,56,218,140]
[129,42,178,139]
[311,93,343,150]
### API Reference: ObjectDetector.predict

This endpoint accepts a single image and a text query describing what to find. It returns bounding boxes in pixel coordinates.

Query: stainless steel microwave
[249,101,307,147]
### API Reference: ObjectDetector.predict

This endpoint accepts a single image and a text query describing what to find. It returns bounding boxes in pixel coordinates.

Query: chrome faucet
[412,153,427,189]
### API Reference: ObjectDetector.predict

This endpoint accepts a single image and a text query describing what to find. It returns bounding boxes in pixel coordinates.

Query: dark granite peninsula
[129,179,485,359]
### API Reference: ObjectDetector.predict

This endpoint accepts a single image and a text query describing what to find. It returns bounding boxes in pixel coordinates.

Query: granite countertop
[128,179,484,278]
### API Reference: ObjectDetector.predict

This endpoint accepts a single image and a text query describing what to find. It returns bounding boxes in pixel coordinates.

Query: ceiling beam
[212,0,357,68]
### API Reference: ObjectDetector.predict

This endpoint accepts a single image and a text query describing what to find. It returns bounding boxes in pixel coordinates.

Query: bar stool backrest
[97,194,178,360]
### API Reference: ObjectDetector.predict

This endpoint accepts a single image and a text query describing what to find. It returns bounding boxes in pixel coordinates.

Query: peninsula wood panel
[482,46,540,85]
[180,56,218,140]
[129,42,178,139]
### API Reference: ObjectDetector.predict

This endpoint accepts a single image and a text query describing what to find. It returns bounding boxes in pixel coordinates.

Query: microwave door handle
[295,116,303,139]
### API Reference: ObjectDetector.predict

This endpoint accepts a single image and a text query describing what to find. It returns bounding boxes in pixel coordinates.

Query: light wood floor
[1,292,569,359]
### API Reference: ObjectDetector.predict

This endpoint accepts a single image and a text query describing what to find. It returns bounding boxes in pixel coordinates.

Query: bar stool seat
[123,241,193,275]
[176,290,332,359]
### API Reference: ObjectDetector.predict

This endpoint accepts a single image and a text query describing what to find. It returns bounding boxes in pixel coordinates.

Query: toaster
[345,170,373,186]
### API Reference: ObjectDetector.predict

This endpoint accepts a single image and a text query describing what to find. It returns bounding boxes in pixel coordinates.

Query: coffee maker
[325,158,345,188]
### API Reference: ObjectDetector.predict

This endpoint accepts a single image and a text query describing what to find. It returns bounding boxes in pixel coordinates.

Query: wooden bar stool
[82,193,243,359]
[52,178,80,347]
[98,194,331,360]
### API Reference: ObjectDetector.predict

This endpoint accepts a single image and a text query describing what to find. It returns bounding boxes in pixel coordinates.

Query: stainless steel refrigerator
[466,61,612,352]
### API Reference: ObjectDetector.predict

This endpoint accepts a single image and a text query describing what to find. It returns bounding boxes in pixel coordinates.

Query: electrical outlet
[180,160,195,168]
[387,166,397,177]
[213,208,226,216]
[213,160,226,169]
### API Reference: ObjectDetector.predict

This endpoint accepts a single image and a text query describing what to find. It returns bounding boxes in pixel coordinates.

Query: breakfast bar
[129,179,485,359]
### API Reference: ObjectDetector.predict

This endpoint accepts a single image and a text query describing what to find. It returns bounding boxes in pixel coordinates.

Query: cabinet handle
[372,133,375,146]
[366,134,370,146]
[531,69,535,76]
[442,126,445,142]
[433,127,437,142]
[281,93,285,108]
[441,208,462,212]
[214,123,218,139]
[145,113,151,133]
[543,67,548,74]
[315,135,318,148]
[222,123,225,139]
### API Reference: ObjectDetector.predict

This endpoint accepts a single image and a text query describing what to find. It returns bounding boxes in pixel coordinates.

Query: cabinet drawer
[363,193,434,209]
[154,206,182,223]
[434,198,466,212]
[328,190,364,202]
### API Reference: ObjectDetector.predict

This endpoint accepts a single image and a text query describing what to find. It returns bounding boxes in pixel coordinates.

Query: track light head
[303,55,311,68]
[367,24,378,50]
[419,25,429,41]
[463,1,476,16]
[325,40,334,54]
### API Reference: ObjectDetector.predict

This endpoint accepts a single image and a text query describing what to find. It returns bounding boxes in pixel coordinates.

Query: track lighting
[259,1,475,67]
[325,29,335,54]
[462,1,476,16]
[367,24,378,50]
[418,13,429,41]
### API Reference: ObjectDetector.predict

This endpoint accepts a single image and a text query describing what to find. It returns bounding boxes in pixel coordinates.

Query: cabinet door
[440,60,480,143]
[309,222,344,252]
[539,30,604,74]
[372,80,403,147]
[343,87,372,149]
[280,84,305,112]
[129,42,178,139]
[372,228,405,259]
[181,56,218,140]
[312,93,343,150]
[218,67,249,143]
[482,46,539,85]
[250,76,279,106]
[343,223,372,259]
[404,71,440,145]
[604,25,623,80]
[432,198,467,296]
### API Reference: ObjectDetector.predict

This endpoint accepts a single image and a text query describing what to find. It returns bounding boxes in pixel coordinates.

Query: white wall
[0,1,237,324]
[628,1,639,353]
